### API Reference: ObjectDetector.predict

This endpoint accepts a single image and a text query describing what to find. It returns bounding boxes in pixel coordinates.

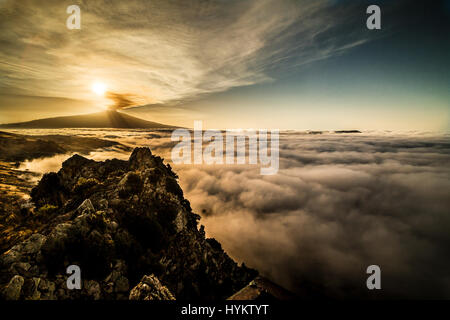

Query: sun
[91,82,107,96]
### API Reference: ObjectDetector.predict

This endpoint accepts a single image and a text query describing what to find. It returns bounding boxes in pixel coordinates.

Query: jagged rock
[9,262,31,276]
[1,234,46,267]
[0,147,258,300]
[23,234,47,255]
[22,277,40,300]
[0,247,21,266]
[98,199,108,210]
[76,199,95,215]
[38,278,49,291]
[85,280,101,300]
[40,280,56,300]
[29,172,67,208]
[115,276,129,293]
[118,172,143,197]
[2,275,24,300]
[227,276,295,300]
[129,275,175,300]
[128,147,154,170]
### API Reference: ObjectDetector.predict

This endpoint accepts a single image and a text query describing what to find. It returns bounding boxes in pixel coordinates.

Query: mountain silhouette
[0,111,176,129]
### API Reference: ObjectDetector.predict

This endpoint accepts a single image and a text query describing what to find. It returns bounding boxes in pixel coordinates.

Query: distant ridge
[334,130,361,134]
[0,110,177,129]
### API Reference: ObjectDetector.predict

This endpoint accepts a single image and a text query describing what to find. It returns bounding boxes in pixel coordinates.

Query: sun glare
[91,82,107,96]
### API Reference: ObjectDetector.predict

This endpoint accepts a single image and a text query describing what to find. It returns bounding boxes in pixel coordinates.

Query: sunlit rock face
[0,147,257,300]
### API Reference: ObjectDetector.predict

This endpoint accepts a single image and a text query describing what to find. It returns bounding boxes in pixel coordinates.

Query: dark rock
[129,147,153,170]
[76,199,95,215]
[129,274,175,300]
[2,275,24,300]
[0,147,258,300]
[85,280,101,300]
[30,172,67,209]
[227,276,296,300]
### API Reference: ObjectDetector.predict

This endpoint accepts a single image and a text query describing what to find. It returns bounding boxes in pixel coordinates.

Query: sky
[0,0,449,130]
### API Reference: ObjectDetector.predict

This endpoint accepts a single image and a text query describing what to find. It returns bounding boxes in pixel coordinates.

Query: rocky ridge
[0,147,257,300]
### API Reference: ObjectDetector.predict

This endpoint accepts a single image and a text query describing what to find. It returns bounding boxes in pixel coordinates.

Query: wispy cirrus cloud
[0,0,374,107]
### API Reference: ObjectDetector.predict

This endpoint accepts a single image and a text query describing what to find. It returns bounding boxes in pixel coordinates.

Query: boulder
[129,275,175,300]
[76,199,95,215]
[2,275,24,300]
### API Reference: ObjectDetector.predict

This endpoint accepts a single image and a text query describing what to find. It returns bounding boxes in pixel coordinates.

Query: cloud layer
[12,129,450,298]
[174,132,450,298]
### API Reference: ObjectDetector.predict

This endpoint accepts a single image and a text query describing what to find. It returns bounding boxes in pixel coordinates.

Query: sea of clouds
[12,129,450,298]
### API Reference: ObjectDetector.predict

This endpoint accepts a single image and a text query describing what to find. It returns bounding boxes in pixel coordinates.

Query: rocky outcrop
[3,275,24,300]
[129,274,175,300]
[227,276,295,300]
[0,147,257,300]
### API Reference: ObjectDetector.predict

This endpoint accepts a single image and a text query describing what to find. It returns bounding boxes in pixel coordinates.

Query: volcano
[0,110,176,129]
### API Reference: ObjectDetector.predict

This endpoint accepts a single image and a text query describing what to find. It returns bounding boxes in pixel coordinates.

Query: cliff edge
[0,147,258,300]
